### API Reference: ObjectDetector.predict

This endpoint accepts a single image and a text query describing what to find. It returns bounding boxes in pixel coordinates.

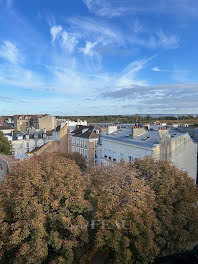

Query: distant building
[0,117,5,126]
[25,124,68,157]
[14,114,57,132]
[69,125,100,167]
[56,118,88,132]
[97,126,197,182]
[39,115,56,131]
[14,115,45,132]
[0,126,14,134]
[4,130,49,156]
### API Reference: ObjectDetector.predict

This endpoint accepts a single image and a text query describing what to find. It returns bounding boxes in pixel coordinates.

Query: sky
[0,0,198,116]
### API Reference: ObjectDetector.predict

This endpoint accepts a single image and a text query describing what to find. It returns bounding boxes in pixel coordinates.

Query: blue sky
[0,0,198,115]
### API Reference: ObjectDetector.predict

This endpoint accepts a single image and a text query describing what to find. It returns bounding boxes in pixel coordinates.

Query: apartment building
[0,117,5,126]
[4,130,49,156]
[69,125,100,167]
[14,114,56,132]
[39,115,56,131]
[0,126,14,134]
[14,115,44,132]
[97,126,197,182]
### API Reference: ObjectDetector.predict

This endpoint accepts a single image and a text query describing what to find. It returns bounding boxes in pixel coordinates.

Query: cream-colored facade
[39,115,56,131]
[98,127,197,182]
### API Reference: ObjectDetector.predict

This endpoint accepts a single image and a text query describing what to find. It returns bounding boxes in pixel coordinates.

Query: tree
[133,157,198,256]
[87,164,161,264]
[0,131,12,155]
[0,153,90,264]
[60,152,87,172]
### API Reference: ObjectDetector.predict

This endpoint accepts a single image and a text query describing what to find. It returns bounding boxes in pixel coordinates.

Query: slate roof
[100,128,188,149]
[0,126,14,130]
[71,125,100,139]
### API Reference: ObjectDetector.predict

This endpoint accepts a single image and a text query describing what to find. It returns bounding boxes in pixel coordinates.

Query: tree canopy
[87,164,161,264]
[0,131,12,155]
[0,153,90,264]
[134,157,198,255]
[0,154,197,264]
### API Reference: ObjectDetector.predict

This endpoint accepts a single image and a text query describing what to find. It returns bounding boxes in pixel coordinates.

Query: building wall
[14,118,30,132]
[155,134,197,182]
[12,138,48,155]
[0,128,14,134]
[28,125,68,157]
[97,139,154,166]
[0,117,5,126]
[39,115,56,131]
[98,134,197,182]
[71,136,98,167]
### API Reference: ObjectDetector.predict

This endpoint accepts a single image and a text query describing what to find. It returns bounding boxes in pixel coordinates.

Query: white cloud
[0,41,23,64]
[152,67,161,72]
[82,0,137,18]
[50,25,80,53]
[68,17,121,43]
[116,56,155,87]
[80,41,98,56]
[82,0,198,19]
[61,31,79,53]
[156,30,179,49]
[50,25,63,43]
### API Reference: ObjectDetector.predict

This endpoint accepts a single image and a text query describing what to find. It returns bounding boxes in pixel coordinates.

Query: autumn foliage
[87,164,161,264]
[0,153,90,264]
[0,154,197,264]
[134,157,198,255]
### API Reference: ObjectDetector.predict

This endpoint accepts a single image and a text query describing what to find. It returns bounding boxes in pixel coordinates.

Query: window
[26,142,29,148]
[109,150,112,161]
[80,139,83,147]
[80,148,83,155]
[76,138,79,147]
[84,149,87,158]
[120,153,124,161]
[94,140,98,148]
[128,156,133,163]
[84,140,87,149]
[104,149,108,159]
[76,147,79,152]
[113,152,117,162]
[72,138,75,146]
[95,150,97,159]
[72,146,75,152]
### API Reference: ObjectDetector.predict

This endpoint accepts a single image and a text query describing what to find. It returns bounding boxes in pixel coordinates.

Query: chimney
[107,125,117,135]
[158,126,170,140]
[132,126,147,139]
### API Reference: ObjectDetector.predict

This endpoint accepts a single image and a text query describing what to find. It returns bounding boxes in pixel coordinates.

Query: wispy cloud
[50,25,80,53]
[102,82,198,113]
[82,0,198,19]
[152,66,187,73]
[50,25,63,43]
[116,56,155,87]
[0,41,24,64]
[80,41,98,56]
[82,0,131,18]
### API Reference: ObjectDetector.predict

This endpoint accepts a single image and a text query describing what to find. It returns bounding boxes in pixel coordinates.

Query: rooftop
[100,127,188,149]
[71,125,100,139]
